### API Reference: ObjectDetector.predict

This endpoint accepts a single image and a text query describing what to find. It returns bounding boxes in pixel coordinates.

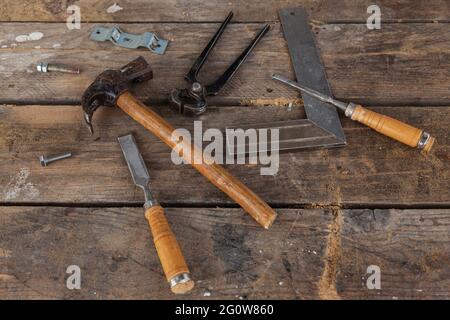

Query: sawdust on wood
[0,248,12,258]
[423,148,446,170]
[318,207,343,300]
[0,274,15,281]
[241,98,303,107]
[306,203,336,209]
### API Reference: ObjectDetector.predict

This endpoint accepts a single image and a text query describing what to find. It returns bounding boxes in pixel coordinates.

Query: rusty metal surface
[81,56,153,133]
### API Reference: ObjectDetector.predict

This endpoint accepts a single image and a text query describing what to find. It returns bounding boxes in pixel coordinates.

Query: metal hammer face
[81,56,153,133]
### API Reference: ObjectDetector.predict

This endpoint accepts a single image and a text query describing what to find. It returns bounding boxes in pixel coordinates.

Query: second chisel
[272,73,435,152]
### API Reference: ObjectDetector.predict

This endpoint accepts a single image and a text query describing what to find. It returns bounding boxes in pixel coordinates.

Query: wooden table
[0,1,449,299]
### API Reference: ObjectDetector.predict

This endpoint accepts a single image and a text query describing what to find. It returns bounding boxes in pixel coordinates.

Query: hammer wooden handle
[117,92,277,229]
[145,205,194,294]
[351,105,435,152]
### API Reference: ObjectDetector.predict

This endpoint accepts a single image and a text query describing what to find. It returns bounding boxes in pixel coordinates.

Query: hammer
[82,57,277,229]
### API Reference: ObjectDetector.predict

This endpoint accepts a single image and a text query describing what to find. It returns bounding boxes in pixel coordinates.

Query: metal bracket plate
[90,26,169,55]
[226,7,346,156]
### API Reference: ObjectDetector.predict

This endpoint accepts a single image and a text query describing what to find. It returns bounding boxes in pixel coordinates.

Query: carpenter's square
[272,74,435,152]
[118,134,194,294]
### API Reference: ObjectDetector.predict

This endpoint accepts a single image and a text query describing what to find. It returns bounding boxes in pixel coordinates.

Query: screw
[39,152,72,167]
[37,62,80,74]
[150,38,161,50]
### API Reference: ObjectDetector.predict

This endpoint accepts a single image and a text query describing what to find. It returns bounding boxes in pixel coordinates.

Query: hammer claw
[84,112,94,134]
[81,57,153,134]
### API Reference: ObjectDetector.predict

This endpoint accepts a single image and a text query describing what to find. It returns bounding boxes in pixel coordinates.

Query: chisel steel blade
[118,134,150,188]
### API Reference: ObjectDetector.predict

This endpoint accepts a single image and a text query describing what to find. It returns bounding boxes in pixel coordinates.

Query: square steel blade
[279,7,346,143]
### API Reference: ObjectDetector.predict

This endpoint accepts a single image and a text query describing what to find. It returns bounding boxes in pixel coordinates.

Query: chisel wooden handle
[117,92,277,229]
[145,205,194,294]
[350,105,435,152]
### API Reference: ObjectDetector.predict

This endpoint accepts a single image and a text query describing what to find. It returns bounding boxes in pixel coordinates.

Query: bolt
[37,62,80,74]
[39,152,72,167]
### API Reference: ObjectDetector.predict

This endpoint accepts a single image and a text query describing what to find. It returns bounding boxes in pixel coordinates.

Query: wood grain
[0,206,332,299]
[0,0,448,22]
[0,23,449,105]
[0,104,448,206]
[337,209,450,299]
[0,206,448,299]
[0,1,449,301]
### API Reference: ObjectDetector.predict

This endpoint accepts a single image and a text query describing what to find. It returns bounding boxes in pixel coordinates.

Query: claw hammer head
[81,56,153,133]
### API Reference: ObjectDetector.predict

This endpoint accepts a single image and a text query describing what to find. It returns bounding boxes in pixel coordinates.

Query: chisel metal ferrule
[344,102,357,118]
[169,273,192,288]
[143,200,157,210]
[417,132,432,150]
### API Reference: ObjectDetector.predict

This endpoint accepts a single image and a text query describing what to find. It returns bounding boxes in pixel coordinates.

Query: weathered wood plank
[1,206,448,299]
[0,23,449,105]
[0,104,448,206]
[0,206,332,299]
[0,0,448,22]
[336,209,450,299]
[0,22,292,105]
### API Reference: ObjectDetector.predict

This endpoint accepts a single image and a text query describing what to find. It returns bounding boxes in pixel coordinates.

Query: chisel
[118,134,194,294]
[272,73,435,152]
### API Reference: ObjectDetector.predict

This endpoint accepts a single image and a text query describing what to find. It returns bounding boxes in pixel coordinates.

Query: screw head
[39,155,47,167]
